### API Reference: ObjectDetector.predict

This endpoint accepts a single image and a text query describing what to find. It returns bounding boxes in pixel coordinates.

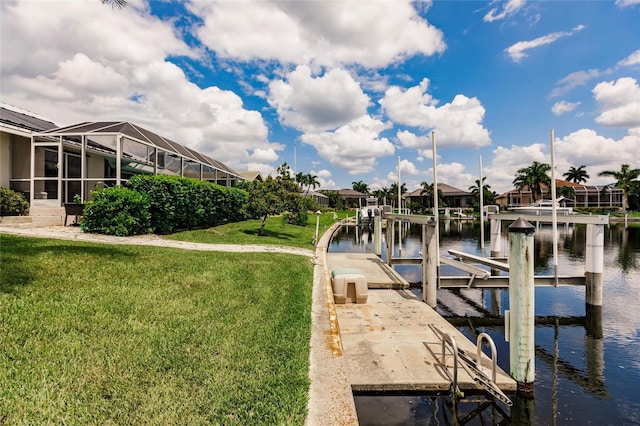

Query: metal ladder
[436,326,513,407]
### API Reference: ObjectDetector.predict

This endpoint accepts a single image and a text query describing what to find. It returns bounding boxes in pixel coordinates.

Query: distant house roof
[337,189,368,198]
[405,183,471,198]
[304,190,328,199]
[0,103,57,132]
[238,171,264,182]
[438,183,471,196]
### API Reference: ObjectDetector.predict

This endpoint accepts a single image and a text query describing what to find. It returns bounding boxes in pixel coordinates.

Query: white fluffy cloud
[268,65,370,133]
[552,100,580,116]
[484,0,527,22]
[618,49,640,66]
[505,25,585,62]
[484,127,640,193]
[300,116,394,174]
[381,79,491,148]
[555,128,640,182]
[189,0,445,68]
[593,77,640,128]
[0,0,282,172]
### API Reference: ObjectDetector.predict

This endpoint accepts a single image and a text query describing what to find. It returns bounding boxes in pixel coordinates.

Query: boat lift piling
[506,218,536,395]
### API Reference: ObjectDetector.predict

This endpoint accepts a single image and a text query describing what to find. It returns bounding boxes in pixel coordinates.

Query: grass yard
[0,234,313,425]
[166,211,351,248]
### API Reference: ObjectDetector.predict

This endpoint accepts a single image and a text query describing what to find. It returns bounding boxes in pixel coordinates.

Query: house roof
[37,121,241,178]
[405,183,471,198]
[337,189,368,197]
[237,171,264,182]
[0,104,57,132]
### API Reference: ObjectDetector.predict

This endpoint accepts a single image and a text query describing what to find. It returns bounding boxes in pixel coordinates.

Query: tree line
[331,162,640,212]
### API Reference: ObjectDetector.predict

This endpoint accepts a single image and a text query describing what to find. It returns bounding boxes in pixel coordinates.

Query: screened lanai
[19,121,243,207]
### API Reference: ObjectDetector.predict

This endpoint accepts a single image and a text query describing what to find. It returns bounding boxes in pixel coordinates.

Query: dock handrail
[476,333,498,383]
[441,333,462,397]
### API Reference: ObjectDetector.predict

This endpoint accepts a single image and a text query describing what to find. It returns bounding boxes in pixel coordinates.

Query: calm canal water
[328,220,640,425]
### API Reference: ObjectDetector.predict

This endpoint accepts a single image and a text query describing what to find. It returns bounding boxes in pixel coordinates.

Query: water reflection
[331,221,640,425]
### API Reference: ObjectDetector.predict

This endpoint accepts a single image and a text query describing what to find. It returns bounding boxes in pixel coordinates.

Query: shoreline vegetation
[0,213,351,424]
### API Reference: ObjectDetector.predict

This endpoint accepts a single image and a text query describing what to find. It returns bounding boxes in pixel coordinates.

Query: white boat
[359,196,380,222]
[510,199,573,215]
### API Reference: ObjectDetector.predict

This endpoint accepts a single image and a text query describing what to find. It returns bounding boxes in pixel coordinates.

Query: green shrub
[0,187,29,216]
[125,175,248,233]
[283,210,309,226]
[81,187,151,236]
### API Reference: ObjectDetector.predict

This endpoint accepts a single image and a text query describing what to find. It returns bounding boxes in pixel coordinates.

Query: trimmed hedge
[81,186,151,236]
[0,187,29,216]
[125,175,248,233]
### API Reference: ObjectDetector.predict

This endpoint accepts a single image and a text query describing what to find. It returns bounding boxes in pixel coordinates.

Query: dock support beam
[585,224,604,307]
[490,218,501,258]
[490,218,502,276]
[585,223,604,340]
[374,215,382,256]
[422,222,438,308]
[508,217,536,395]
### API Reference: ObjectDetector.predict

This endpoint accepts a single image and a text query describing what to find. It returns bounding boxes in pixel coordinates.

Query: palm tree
[352,181,369,195]
[305,173,319,195]
[389,182,407,208]
[563,165,590,184]
[371,187,390,205]
[420,181,444,208]
[598,164,640,211]
[468,177,496,205]
[101,0,127,7]
[513,161,551,202]
[557,186,576,201]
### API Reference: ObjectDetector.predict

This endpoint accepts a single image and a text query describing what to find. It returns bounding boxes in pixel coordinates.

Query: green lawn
[166,211,350,248]
[0,234,313,424]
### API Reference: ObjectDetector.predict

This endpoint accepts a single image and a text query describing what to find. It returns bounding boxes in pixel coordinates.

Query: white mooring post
[585,223,604,339]
[374,215,382,256]
[490,217,502,275]
[508,217,536,395]
[585,223,604,307]
[422,221,438,308]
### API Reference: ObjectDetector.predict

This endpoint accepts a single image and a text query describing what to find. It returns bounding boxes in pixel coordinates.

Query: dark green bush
[0,187,29,216]
[283,210,308,226]
[125,175,248,233]
[81,187,151,236]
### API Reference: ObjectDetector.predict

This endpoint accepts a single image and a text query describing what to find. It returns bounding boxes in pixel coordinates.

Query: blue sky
[1,0,639,193]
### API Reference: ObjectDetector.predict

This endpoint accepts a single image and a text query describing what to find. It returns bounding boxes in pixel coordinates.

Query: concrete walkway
[0,225,315,257]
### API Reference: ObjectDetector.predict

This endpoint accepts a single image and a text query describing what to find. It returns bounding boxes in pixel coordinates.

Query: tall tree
[276,162,293,180]
[371,187,390,205]
[468,177,496,205]
[324,190,345,210]
[242,176,301,235]
[598,164,640,211]
[352,181,369,195]
[101,0,126,7]
[513,161,552,202]
[304,173,319,195]
[420,181,444,209]
[389,182,407,208]
[563,165,590,184]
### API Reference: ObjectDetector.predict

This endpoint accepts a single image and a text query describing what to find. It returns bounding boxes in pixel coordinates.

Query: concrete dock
[325,245,516,394]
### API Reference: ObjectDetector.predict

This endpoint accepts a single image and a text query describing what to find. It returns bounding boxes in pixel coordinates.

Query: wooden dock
[326,252,516,395]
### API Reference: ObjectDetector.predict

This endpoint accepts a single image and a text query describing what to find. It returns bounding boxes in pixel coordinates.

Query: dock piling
[585,223,604,307]
[508,217,536,394]
[423,222,438,308]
